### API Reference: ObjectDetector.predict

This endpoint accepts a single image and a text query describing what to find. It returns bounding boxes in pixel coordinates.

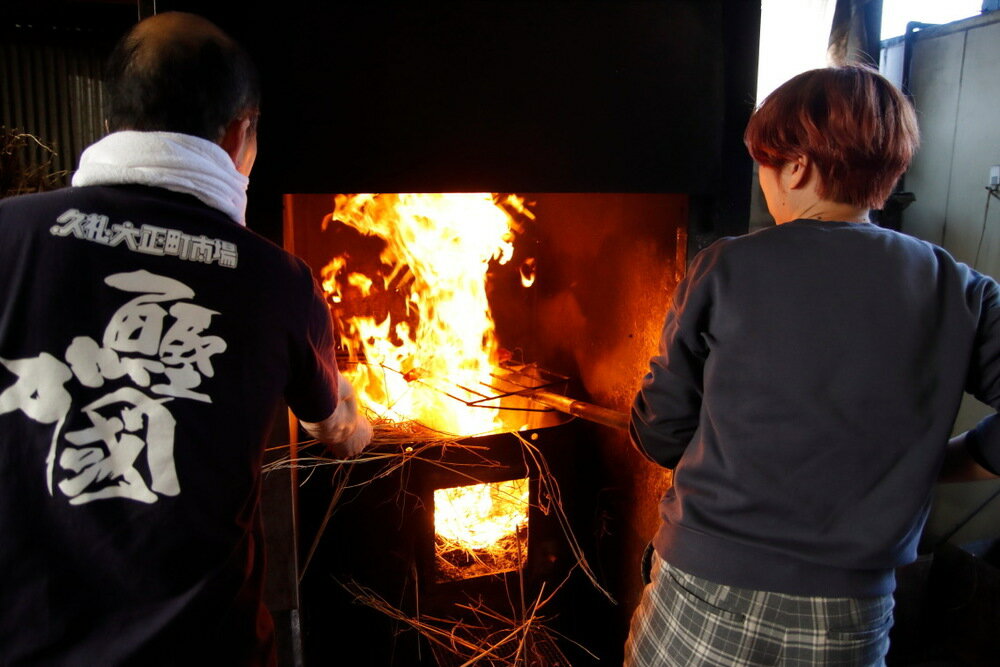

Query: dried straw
[513,432,615,604]
[263,413,531,505]
[338,576,596,667]
[267,412,616,661]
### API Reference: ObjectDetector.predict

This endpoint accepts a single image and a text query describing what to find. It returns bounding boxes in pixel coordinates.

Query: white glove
[335,410,373,459]
[299,374,373,458]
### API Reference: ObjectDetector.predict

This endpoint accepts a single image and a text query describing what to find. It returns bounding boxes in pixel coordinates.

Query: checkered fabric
[624,552,894,666]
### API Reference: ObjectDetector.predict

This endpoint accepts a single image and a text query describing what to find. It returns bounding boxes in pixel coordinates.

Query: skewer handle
[529,390,629,431]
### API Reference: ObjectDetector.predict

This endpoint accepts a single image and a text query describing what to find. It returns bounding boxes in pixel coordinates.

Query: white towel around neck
[72,131,249,226]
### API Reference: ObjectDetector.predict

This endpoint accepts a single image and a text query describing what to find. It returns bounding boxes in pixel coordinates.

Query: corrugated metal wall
[880,10,1000,551]
[1,30,108,184]
[881,12,1000,276]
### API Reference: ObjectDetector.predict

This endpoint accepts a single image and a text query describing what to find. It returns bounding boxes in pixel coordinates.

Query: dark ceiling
[2,1,760,245]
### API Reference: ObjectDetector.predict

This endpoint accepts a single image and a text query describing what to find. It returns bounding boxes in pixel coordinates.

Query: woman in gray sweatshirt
[625,65,1000,667]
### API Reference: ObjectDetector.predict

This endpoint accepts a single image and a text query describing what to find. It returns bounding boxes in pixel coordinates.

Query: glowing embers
[433,478,530,582]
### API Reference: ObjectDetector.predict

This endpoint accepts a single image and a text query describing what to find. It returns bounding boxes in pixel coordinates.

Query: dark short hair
[744,66,919,210]
[105,16,260,142]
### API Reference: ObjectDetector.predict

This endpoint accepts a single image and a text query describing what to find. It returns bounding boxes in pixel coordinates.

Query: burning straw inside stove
[433,477,530,582]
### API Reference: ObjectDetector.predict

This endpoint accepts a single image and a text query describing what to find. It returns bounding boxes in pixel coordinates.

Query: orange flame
[321,193,528,435]
[519,257,537,288]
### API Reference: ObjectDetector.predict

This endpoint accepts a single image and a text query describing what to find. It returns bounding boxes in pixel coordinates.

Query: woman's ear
[786,154,812,190]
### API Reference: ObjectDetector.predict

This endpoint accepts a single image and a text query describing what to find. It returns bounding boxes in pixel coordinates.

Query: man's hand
[299,374,374,458]
[939,433,999,483]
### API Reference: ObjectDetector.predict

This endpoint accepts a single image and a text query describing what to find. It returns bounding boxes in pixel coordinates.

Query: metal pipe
[139,0,157,21]
[901,21,934,99]
[529,390,629,431]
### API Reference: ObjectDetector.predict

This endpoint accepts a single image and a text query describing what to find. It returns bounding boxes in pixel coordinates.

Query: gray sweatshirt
[631,219,1000,597]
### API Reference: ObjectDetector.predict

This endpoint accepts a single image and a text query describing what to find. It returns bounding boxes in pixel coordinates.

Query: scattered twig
[1,128,67,198]
[338,575,585,667]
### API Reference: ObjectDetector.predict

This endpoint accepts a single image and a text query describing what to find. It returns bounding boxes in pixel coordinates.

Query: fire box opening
[433,478,530,582]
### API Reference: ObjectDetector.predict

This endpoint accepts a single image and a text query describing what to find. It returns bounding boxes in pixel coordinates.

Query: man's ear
[787,154,812,190]
[219,116,251,167]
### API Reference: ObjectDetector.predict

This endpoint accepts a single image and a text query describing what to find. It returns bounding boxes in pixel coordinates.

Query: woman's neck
[780,200,870,224]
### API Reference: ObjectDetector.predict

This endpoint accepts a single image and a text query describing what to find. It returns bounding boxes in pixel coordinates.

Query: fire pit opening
[433,477,530,582]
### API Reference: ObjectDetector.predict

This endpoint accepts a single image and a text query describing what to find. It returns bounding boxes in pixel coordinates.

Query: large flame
[321,193,529,435]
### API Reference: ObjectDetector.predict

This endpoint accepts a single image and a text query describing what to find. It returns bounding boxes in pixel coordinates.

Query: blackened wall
[158,1,759,248]
[2,1,760,245]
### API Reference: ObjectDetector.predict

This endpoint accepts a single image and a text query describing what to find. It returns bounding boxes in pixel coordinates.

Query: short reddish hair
[744,65,920,210]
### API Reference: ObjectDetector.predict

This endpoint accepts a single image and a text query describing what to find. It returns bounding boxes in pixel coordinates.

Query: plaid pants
[624,550,894,666]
